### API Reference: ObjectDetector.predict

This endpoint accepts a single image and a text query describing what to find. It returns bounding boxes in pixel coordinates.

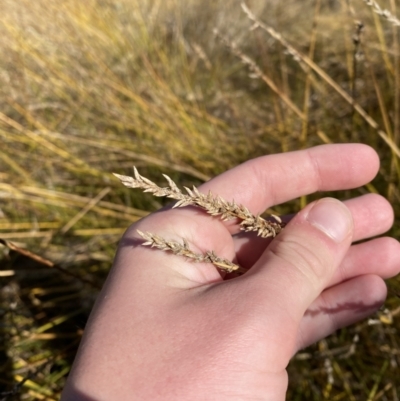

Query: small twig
[137,230,244,273]
[114,167,284,238]
[0,239,101,289]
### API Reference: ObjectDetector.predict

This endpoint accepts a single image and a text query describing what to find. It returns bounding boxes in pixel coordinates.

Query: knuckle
[269,233,333,287]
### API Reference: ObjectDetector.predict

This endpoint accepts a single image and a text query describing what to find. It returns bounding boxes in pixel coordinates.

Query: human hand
[61,144,400,401]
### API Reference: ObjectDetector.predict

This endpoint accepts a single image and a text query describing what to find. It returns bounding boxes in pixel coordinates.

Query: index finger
[199,144,379,214]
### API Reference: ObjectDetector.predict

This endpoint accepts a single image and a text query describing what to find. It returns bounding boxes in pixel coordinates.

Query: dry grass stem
[213,29,305,121]
[137,230,244,273]
[240,2,400,159]
[363,0,400,27]
[114,168,284,238]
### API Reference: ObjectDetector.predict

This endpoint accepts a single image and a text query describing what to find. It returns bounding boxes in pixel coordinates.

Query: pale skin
[61,144,400,401]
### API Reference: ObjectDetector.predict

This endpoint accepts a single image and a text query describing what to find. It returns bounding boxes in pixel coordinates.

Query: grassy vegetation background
[1,0,400,399]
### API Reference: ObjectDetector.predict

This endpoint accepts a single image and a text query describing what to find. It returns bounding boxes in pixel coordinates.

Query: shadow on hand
[305,299,383,317]
[61,387,100,401]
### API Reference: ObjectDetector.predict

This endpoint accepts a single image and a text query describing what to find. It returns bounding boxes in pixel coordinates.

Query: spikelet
[137,230,244,273]
[114,168,285,274]
[114,168,284,238]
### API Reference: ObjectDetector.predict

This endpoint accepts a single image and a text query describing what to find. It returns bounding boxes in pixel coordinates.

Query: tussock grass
[0,0,400,399]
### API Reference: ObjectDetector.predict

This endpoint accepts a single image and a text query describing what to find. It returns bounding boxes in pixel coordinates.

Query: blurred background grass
[0,0,400,399]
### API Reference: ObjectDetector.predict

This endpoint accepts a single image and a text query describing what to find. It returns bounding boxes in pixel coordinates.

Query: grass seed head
[114,168,285,238]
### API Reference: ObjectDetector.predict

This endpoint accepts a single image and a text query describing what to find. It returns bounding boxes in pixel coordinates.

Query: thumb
[250,198,354,323]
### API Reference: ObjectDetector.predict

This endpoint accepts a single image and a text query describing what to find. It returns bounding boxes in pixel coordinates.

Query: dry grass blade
[114,168,284,238]
[241,2,400,159]
[60,187,111,234]
[137,230,244,273]
[363,0,400,27]
[213,29,305,121]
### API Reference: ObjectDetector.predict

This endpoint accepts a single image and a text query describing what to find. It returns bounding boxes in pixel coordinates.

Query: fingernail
[306,198,353,243]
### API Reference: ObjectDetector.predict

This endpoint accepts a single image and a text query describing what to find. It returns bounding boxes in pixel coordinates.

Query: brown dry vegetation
[0,0,400,399]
